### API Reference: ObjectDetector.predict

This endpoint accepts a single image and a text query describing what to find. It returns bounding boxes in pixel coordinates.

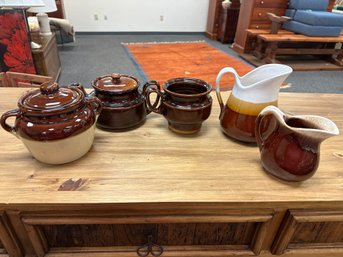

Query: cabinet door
[272,210,343,255]
[21,211,273,257]
[0,212,22,257]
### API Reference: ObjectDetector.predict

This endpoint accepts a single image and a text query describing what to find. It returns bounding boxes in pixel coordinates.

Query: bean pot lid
[92,73,139,94]
[18,82,85,116]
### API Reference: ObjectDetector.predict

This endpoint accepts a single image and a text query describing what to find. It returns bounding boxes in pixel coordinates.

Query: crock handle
[69,82,87,95]
[87,96,103,115]
[0,109,20,135]
[144,81,163,114]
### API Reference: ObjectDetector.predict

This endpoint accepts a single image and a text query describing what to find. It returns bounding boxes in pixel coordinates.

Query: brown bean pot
[92,73,157,131]
[0,82,102,164]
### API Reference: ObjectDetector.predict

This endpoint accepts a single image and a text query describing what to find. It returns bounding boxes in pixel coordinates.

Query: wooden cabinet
[49,0,65,19]
[272,210,343,255]
[0,212,21,257]
[232,0,336,54]
[205,0,222,40]
[218,0,241,44]
[31,33,61,82]
[0,90,343,257]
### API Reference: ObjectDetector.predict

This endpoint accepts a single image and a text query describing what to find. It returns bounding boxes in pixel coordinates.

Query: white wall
[63,0,209,32]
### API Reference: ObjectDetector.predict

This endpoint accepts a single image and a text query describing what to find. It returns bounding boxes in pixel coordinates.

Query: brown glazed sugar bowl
[92,73,159,131]
[0,82,102,165]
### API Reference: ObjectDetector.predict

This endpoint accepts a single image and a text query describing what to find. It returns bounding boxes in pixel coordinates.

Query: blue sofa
[283,0,343,36]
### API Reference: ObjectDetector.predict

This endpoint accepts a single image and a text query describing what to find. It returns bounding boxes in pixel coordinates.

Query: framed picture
[0,9,36,74]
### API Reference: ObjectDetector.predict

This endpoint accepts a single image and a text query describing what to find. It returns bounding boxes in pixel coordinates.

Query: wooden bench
[246,29,293,59]
[248,29,343,66]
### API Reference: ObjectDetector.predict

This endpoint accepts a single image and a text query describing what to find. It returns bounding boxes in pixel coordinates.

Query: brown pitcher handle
[0,109,20,135]
[255,112,267,149]
[255,106,280,149]
[144,81,163,114]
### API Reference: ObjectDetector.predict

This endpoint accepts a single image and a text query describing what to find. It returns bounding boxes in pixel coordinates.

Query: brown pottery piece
[255,106,339,182]
[0,82,102,164]
[145,78,212,134]
[92,73,159,131]
[215,64,292,143]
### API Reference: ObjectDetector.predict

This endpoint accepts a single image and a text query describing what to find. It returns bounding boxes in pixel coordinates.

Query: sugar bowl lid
[18,82,85,116]
[92,73,139,93]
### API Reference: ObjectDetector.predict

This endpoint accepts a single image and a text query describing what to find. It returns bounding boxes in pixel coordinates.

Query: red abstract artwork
[0,9,36,74]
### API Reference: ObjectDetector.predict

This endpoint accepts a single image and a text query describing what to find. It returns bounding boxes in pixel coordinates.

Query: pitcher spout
[236,64,293,102]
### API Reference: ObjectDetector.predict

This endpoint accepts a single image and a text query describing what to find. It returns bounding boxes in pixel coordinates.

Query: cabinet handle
[137,235,163,257]
[258,13,262,16]
[260,0,264,4]
[256,25,260,29]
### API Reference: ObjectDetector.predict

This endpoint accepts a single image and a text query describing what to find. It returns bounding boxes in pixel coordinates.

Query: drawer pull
[137,235,163,257]
[260,0,264,4]
[258,13,262,16]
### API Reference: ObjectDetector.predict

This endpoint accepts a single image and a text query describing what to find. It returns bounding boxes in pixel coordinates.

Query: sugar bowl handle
[0,109,20,135]
[144,81,163,114]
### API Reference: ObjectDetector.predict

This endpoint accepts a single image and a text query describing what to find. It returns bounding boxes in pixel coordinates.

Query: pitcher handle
[215,67,239,118]
[255,106,283,149]
[0,109,20,136]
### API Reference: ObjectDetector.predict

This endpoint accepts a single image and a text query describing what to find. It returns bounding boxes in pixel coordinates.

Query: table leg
[263,42,280,64]
[332,43,343,66]
[253,38,264,59]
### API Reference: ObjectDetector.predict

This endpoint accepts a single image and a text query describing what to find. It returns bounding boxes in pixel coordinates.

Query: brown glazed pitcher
[145,78,212,134]
[255,106,339,182]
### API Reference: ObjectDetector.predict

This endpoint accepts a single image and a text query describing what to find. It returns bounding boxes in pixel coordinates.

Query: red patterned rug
[123,41,253,91]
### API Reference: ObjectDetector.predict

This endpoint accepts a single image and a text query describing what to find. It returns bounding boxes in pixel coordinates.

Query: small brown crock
[92,73,159,131]
[0,82,102,164]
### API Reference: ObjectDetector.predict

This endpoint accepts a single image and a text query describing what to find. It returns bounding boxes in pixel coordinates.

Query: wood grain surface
[0,88,342,208]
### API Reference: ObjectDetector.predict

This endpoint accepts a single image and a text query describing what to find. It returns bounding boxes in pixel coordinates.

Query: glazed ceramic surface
[0,82,101,164]
[255,106,339,182]
[216,64,292,143]
[92,73,155,131]
[145,78,212,134]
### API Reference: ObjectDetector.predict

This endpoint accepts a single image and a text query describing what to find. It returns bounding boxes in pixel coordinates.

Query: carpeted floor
[57,33,343,93]
[123,41,252,90]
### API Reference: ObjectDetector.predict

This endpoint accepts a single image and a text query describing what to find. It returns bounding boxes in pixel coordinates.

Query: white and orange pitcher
[215,64,293,143]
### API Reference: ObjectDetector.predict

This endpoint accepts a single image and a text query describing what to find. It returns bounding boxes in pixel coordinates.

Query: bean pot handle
[0,109,20,136]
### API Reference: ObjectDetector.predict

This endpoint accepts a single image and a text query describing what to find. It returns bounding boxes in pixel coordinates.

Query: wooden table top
[0,88,342,208]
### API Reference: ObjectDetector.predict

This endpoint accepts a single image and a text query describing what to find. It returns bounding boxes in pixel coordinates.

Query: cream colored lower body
[21,124,96,165]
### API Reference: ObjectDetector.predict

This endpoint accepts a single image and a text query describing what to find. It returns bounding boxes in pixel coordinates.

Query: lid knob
[40,83,59,95]
[111,73,121,83]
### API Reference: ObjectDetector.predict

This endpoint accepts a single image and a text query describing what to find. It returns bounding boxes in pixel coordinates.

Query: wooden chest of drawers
[232,0,336,54]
